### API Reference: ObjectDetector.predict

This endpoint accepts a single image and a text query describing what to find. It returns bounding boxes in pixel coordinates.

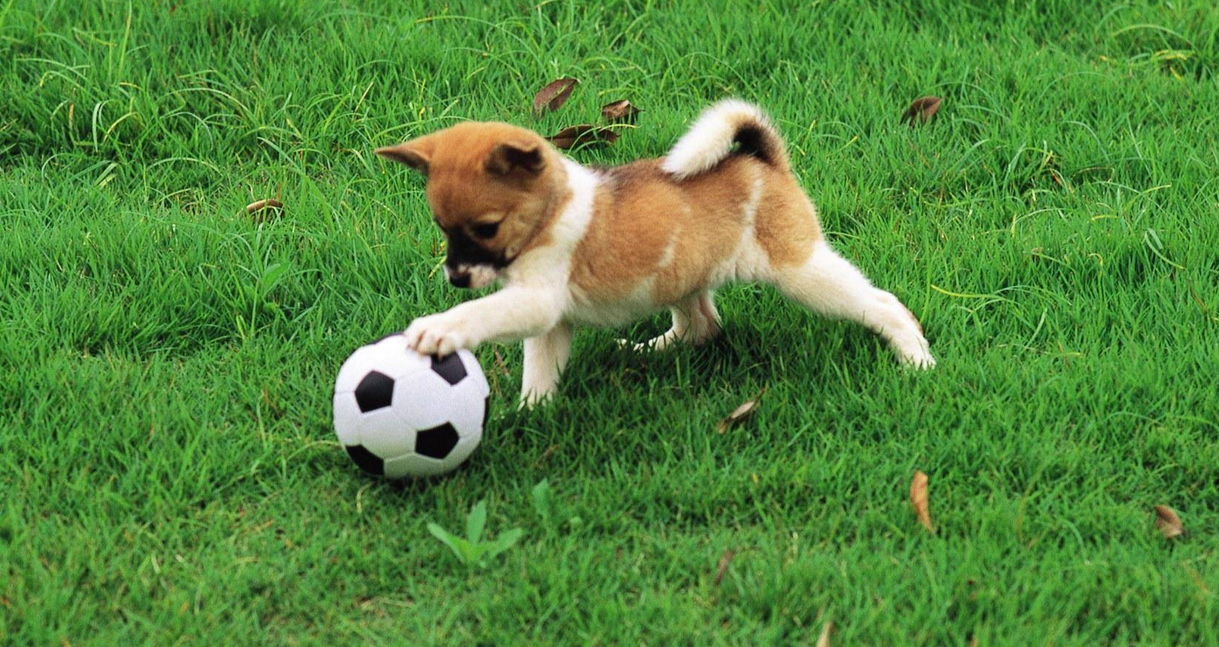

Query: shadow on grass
[494,319,888,437]
[338,316,891,492]
[567,319,884,394]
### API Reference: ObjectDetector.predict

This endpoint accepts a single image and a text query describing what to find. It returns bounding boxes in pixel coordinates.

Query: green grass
[2,0,1218,644]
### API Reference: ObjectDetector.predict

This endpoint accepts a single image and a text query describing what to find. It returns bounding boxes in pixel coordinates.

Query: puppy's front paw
[403,313,470,357]
[517,388,555,410]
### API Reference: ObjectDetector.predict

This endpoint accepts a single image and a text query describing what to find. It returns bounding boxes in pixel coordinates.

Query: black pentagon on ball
[415,422,459,459]
[430,353,467,385]
[354,370,394,412]
[345,445,384,476]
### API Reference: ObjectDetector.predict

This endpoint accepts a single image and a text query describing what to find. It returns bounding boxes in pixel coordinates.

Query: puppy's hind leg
[520,322,573,408]
[769,241,934,368]
[684,290,722,345]
[621,290,721,352]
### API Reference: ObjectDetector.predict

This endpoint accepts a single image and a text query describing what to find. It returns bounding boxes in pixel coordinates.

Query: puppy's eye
[471,222,500,240]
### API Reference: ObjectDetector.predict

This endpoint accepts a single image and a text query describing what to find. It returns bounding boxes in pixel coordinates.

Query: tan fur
[570,157,823,307]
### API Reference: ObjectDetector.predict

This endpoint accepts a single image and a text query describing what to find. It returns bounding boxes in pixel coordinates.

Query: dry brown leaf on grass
[910,470,934,533]
[716,388,766,433]
[815,620,834,647]
[601,99,641,123]
[1155,505,1184,539]
[713,549,735,585]
[532,78,578,116]
[245,198,283,215]
[548,124,618,149]
[902,96,941,127]
[492,348,511,377]
[245,199,283,223]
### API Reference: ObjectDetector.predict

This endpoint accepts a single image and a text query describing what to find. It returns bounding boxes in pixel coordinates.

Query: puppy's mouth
[445,263,501,290]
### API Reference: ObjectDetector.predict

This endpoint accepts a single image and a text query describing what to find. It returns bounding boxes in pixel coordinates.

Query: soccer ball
[333,334,489,479]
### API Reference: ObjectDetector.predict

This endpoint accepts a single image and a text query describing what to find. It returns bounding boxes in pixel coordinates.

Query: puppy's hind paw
[616,329,680,353]
[615,337,651,353]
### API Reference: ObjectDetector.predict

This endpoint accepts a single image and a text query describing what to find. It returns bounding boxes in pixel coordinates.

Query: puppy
[376,100,935,406]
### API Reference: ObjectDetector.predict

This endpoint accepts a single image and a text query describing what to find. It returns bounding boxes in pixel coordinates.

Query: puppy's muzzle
[444,263,499,290]
[447,270,471,288]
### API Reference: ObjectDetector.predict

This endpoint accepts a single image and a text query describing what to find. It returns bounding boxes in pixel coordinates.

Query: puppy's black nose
[448,272,471,288]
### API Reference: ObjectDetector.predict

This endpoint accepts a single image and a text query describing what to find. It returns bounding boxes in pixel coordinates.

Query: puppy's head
[376,122,560,289]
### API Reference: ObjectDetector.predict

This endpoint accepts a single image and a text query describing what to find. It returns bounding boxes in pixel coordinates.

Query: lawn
[3,0,1218,644]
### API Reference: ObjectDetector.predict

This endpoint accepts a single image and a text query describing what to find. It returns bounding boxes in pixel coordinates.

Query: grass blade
[466,500,487,544]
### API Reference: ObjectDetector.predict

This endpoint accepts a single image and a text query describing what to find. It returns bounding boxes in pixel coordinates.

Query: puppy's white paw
[615,338,651,353]
[404,313,470,357]
[894,334,936,370]
[902,351,937,370]
[517,388,556,410]
[616,329,680,353]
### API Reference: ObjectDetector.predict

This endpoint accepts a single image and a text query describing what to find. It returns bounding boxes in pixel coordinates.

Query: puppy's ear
[375,137,434,175]
[485,140,545,177]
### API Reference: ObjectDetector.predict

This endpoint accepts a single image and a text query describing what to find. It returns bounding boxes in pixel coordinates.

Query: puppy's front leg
[404,287,564,356]
[520,322,572,408]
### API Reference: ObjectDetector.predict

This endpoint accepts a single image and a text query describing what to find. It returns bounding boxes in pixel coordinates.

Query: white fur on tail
[661,99,788,180]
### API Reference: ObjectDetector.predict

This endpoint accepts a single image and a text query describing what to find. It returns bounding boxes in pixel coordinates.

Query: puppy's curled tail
[660,99,790,180]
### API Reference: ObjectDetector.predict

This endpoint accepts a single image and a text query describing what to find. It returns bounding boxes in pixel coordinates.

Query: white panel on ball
[384,453,457,479]
[448,433,481,467]
[391,370,457,430]
[372,335,432,378]
[458,351,491,396]
[446,379,488,439]
[332,392,365,446]
[357,408,416,459]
